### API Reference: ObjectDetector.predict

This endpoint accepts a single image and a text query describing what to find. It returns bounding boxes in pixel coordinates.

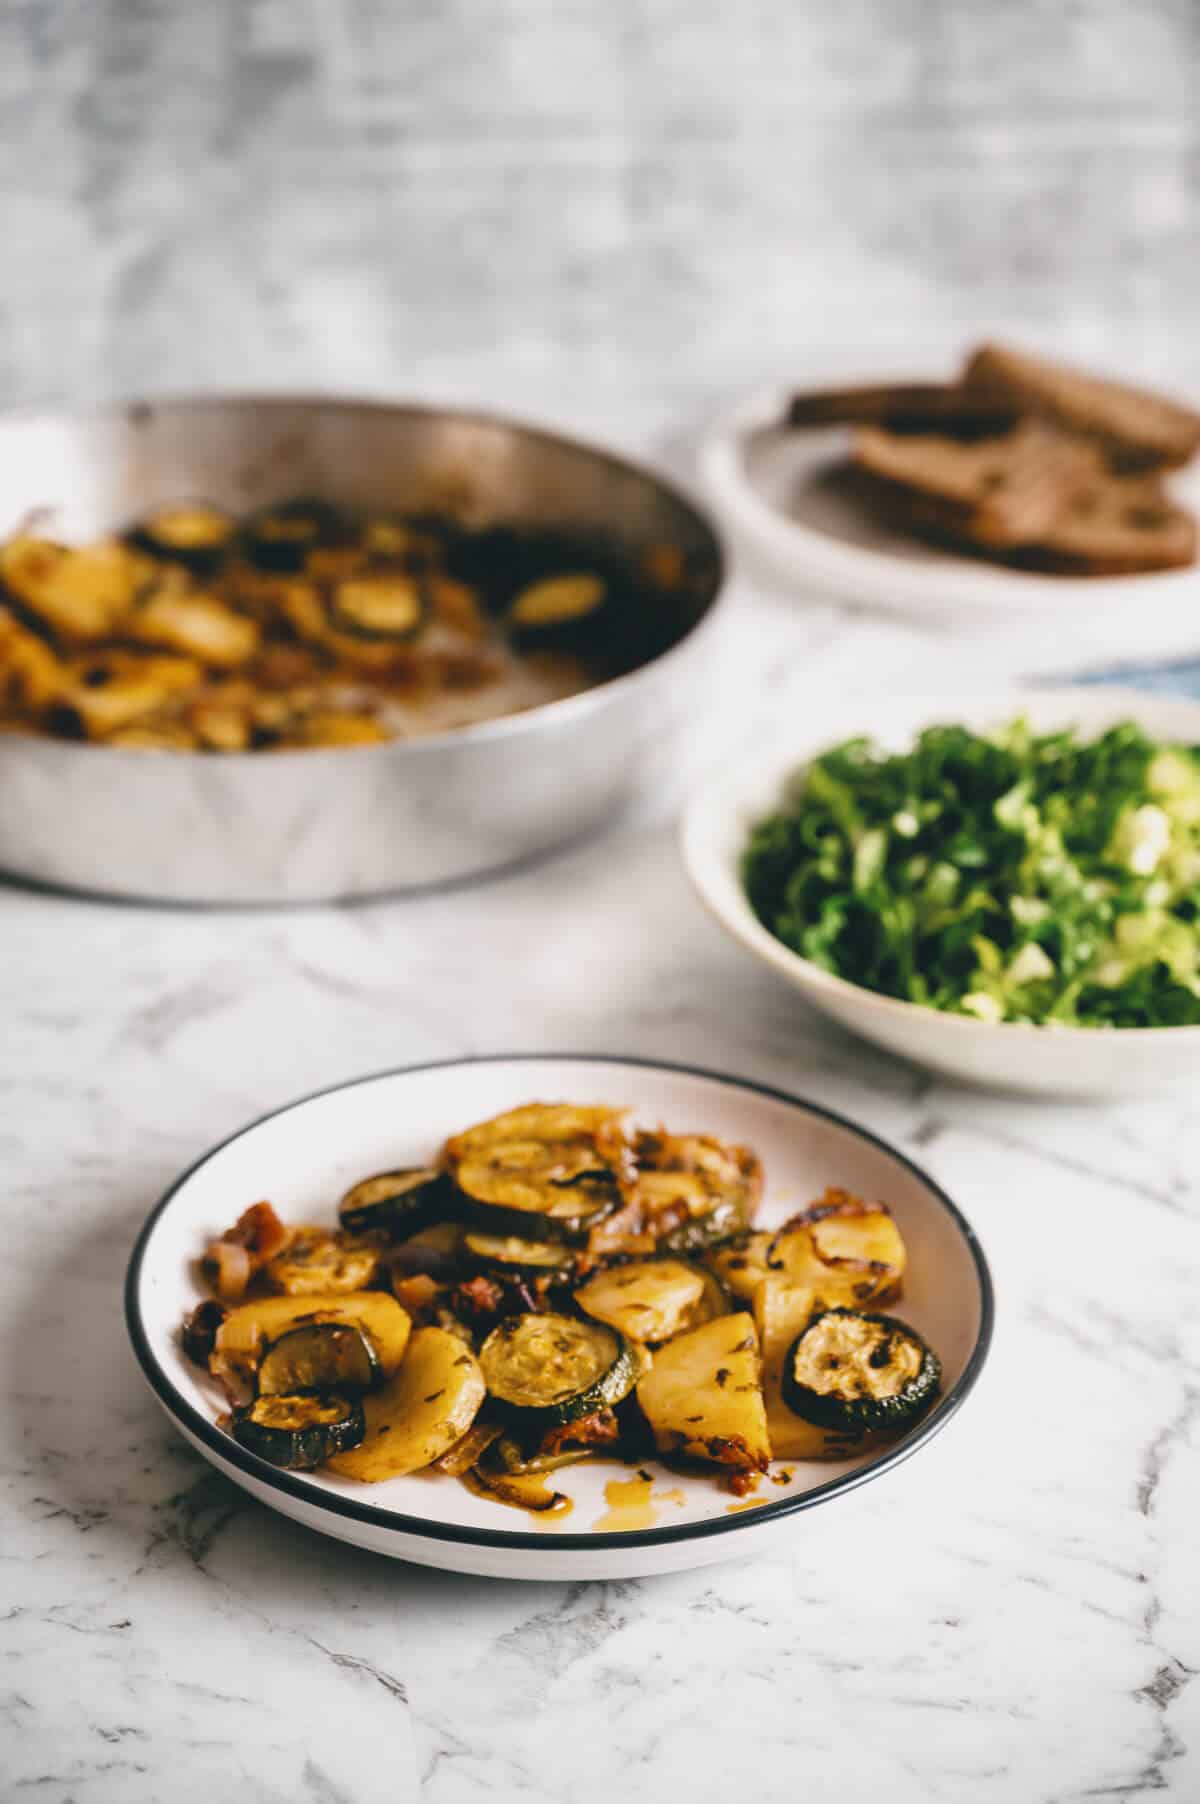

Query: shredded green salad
[742,718,1200,1028]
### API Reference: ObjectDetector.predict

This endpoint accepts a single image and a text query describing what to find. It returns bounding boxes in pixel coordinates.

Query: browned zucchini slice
[212,1291,411,1392]
[130,503,237,570]
[263,1228,381,1296]
[479,1312,636,1429]
[446,1103,625,1241]
[327,567,426,640]
[244,499,348,573]
[361,516,441,566]
[338,1167,452,1238]
[257,1321,380,1397]
[462,1231,576,1276]
[782,1308,940,1433]
[232,1391,365,1468]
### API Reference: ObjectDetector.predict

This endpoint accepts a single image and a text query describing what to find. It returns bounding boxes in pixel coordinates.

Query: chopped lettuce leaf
[741,718,1200,1029]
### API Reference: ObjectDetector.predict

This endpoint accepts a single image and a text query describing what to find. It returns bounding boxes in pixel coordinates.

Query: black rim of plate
[124,1053,995,1556]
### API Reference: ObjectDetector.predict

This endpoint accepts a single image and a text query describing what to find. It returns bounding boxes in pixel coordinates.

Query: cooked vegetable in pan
[0,500,689,750]
[180,1100,943,1505]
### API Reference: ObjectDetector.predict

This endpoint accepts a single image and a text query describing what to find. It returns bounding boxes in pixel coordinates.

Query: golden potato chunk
[635,1312,769,1472]
[326,1326,486,1481]
[133,587,260,667]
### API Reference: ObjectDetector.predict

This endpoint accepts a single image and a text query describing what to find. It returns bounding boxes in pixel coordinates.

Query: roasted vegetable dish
[181,1102,942,1508]
[743,718,1200,1028]
[0,502,684,750]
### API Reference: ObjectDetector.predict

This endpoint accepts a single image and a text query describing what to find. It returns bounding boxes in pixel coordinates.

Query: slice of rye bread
[786,381,1016,436]
[1000,475,1196,575]
[963,343,1200,471]
[851,420,1104,548]
[846,449,1196,576]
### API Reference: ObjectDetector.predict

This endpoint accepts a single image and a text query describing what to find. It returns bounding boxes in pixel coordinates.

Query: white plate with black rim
[125,1054,993,1581]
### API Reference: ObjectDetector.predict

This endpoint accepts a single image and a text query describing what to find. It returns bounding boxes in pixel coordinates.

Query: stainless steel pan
[0,398,724,903]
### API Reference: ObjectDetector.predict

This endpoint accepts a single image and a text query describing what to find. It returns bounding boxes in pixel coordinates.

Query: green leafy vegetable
[742,719,1200,1028]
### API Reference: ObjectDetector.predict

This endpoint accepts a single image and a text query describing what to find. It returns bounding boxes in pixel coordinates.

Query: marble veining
[4,0,1200,1796]
[2,612,1198,1796]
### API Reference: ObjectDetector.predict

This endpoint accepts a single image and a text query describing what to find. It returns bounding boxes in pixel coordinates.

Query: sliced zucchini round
[456,1184,615,1244]
[656,1201,749,1256]
[231,1391,365,1469]
[263,1228,381,1296]
[327,567,426,641]
[257,1322,380,1397]
[362,515,441,569]
[244,499,348,573]
[338,1167,452,1238]
[463,1231,576,1276]
[129,503,237,570]
[446,1103,624,1243]
[479,1311,637,1429]
[782,1308,941,1434]
[212,1290,412,1391]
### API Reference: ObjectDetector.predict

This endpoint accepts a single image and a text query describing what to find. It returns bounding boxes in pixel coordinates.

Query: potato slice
[806,1195,907,1304]
[326,1326,486,1481]
[705,1232,774,1301]
[0,608,66,711]
[133,587,260,668]
[635,1312,769,1472]
[51,650,202,738]
[766,1200,905,1310]
[0,537,148,642]
[576,1258,719,1344]
[213,1290,411,1391]
[755,1274,825,1459]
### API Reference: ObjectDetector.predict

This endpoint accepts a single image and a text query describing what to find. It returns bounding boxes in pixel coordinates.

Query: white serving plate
[683,687,1200,1099]
[124,1055,992,1581]
[698,363,1200,667]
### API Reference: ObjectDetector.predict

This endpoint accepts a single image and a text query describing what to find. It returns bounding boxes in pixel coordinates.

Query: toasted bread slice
[846,446,1195,577]
[852,421,1103,548]
[963,343,1200,471]
[1003,475,1196,575]
[787,382,1015,437]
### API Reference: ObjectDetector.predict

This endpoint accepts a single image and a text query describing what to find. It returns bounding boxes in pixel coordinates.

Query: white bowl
[125,1054,992,1582]
[682,687,1200,1099]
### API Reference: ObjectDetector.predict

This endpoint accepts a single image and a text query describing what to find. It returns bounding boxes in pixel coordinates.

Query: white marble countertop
[3,536,1198,1801]
[4,2,1200,1796]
